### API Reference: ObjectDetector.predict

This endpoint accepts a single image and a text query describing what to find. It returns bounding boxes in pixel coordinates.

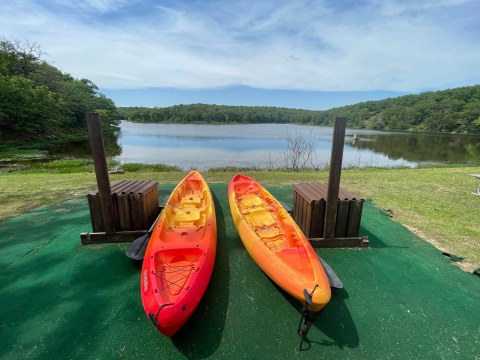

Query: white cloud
[51,0,136,13]
[0,0,479,92]
[374,0,472,16]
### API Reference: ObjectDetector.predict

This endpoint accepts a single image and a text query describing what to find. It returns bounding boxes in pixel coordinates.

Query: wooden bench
[81,180,159,244]
[292,183,368,248]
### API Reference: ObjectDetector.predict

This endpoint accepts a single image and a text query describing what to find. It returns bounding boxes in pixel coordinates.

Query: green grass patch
[0,147,48,161]
[207,165,263,172]
[119,162,181,172]
[0,165,479,269]
[26,159,95,173]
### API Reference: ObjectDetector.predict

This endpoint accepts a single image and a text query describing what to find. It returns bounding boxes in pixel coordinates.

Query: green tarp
[1,184,478,359]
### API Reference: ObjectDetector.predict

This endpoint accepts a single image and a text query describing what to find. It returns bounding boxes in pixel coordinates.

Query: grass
[1,159,181,174]
[0,165,479,269]
[27,159,95,173]
[0,147,48,161]
[119,162,181,172]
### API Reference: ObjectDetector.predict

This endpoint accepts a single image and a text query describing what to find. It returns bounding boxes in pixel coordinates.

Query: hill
[119,85,480,134]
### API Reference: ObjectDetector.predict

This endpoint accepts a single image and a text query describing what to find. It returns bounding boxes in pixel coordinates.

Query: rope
[153,254,202,292]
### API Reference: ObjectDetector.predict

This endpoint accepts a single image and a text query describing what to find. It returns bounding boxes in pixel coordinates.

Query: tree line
[2,38,479,139]
[119,85,480,134]
[118,104,324,125]
[0,39,119,142]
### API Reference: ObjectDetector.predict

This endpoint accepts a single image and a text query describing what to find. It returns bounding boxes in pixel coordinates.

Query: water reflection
[352,133,480,163]
[113,121,480,170]
[115,122,419,170]
[47,132,122,158]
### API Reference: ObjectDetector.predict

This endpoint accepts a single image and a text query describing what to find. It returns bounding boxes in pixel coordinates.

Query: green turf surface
[1,184,479,359]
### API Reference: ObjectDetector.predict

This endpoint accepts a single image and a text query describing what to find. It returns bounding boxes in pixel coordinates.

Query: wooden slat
[80,231,147,245]
[346,199,364,237]
[300,197,307,234]
[339,187,363,200]
[110,180,131,194]
[87,194,103,232]
[147,184,156,225]
[141,188,151,229]
[308,236,369,248]
[129,193,144,230]
[296,192,302,225]
[310,199,325,238]
[153,184,159,223]
[116,193,132,231]
[334,199,349,237]
[292,191,298,223]
[305,201,312,235]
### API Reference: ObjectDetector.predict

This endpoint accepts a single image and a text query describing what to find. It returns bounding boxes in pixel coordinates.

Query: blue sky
[1,0,480,110]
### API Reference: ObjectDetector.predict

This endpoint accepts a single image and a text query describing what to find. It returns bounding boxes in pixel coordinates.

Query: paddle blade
[303,288,313,306]
[318,257,343,289]
[125,233,150,260]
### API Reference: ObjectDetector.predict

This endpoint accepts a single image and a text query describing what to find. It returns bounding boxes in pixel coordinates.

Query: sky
[1,0,480,110]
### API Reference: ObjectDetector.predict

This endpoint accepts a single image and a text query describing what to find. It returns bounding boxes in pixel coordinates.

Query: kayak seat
[263,237,289,253]
[174,207,201,225]
[257,226,282,240]
[181,193,202,207]
[233,181,261,195]
[162,226,206,243]
[249,209,276,228]
[241,195,264,208]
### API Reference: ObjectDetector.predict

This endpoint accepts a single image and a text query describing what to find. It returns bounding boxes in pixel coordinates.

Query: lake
[115,121,480,171]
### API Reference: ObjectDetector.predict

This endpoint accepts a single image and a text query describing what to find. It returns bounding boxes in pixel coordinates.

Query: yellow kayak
[228,174,331,312]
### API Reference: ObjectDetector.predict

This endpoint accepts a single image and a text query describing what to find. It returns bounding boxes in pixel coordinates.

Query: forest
[2,38,479,140]
[0,39,118,142]
[119,85,480,134]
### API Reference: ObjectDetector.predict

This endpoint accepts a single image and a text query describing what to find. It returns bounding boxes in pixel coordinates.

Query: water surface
[114,121,479,170]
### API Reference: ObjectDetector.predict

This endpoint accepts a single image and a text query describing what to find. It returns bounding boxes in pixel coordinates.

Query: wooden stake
[86,112,116,233]
[324,117,346,239]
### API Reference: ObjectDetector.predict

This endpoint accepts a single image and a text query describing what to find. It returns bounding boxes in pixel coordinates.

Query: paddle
[125,211,162,261]
[318,256,343,289]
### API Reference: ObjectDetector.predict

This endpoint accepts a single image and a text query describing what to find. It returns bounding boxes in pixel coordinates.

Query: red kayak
[141,171,216,336]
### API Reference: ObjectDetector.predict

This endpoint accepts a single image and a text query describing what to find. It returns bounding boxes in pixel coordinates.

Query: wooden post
[324,117,347,239]
[86,112,116,233]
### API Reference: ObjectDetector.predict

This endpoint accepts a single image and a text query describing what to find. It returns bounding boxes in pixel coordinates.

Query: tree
[0,75,63,136]
[0,39,44,77]
[0,38,118,140]
[283,130,316,171]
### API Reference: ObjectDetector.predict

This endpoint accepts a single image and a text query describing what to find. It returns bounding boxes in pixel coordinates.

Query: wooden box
[87,180,159,232]
[292,183,364,238]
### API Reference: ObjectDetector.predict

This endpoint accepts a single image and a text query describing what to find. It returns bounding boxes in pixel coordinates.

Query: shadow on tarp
[0,199,89,269]
[274,280,358,352]
[313,288,358,349]
[359,201,409,250]
[171,188,230,359]
[0,243,141,359]
[360,225,408,250]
